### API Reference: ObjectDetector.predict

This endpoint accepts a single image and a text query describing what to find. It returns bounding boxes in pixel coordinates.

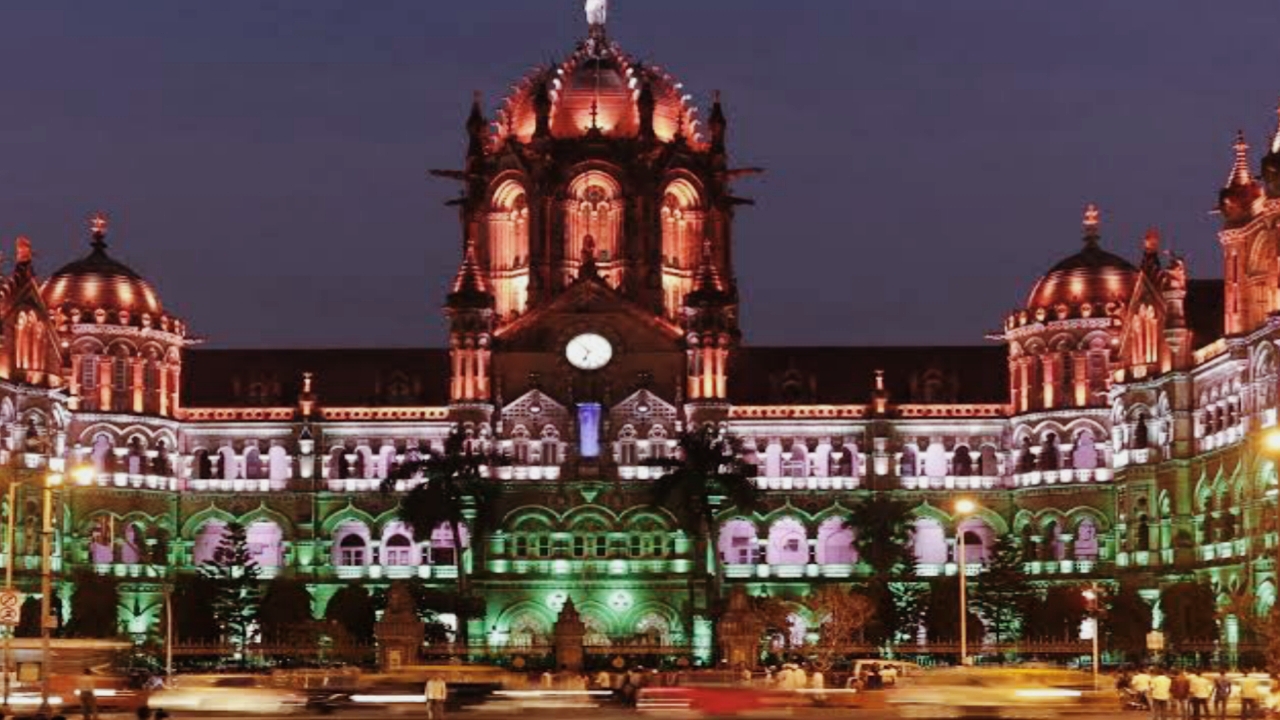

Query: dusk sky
[1,1,1277,349]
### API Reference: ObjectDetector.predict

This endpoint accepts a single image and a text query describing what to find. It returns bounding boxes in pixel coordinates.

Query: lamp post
[1083,585,1100,690]
[955,498,976,666]
[2,473,17,714]
[38,471,61,715]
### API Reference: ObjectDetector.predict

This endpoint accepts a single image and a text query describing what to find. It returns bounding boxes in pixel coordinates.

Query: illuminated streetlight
[38,473,61,714]
[1082,585,1100,689]
[1261,428,1280,456]
[955,498,976,666]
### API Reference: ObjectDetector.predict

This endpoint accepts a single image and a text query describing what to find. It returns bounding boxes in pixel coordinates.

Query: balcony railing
[754,476,859,491]
[1011,468,1111,487]
[900,475,1002,490]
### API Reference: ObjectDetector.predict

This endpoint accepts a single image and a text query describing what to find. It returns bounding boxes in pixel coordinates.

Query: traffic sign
[1146,630,1165,651]
[0,590,23,626]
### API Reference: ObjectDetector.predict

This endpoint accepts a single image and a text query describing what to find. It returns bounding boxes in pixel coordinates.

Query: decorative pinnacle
[1143,227,1160,254]
[1082,203,1100,245]
[1273,101,1280,155]
[1228,130,1252,187]
[89,211,109,248]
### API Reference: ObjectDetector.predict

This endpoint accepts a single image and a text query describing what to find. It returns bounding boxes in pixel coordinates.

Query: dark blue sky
[0,1,1276,349]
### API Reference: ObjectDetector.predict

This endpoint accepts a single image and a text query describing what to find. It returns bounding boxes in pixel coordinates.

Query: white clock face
[565,333,613,370]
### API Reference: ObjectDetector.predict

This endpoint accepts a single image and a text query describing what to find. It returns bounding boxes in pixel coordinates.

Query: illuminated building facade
[0,9,1276,658]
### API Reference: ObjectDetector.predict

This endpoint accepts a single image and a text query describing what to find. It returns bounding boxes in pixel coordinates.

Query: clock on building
[565,332,613,370]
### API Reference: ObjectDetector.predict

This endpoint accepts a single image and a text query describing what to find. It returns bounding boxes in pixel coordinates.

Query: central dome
[1025,205,1138,314]
[494,34,700,146]
[43,220,167,325]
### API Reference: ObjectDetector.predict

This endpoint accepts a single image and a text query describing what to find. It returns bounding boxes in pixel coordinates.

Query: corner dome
[1025,205,1138,313]
[43,217,167,325]
[493,31,702,147]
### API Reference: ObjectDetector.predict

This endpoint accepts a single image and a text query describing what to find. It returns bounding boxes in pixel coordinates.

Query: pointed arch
[319,504,378,536]
[180,504,237,540]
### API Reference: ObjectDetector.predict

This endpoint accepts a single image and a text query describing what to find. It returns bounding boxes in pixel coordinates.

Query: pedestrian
[78,668,98,720]
[1190,672,1212,720]
[1172,670,1191,719]
[1212,672,1232,720]
[425,674,448,720]
[1151,669,1172,720]
[1133,668,1153,712]
[1239,673,1259,720]
[811,667,825,704]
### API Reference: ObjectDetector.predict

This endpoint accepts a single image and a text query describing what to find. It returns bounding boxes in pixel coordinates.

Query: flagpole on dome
[585,0,608,39]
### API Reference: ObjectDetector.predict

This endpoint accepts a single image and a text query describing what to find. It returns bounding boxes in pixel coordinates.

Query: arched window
[329,448,349,480]
[120,522,146,564]
[246,521,283,567]
[979,445,999,476]
[1038,433,1060,470]
[900,444,918,477]
[193,521,227,565]
[766,518,808,565]
[383,534,413,566]
[91,435,114,474]
[1133,414,1149,449]
[489,180,531,320]
[660,179,704,319]
[267,446,290,485]
[244,447,264,480]
[565,171,623,286]
[337,534,367,567]
[913,518,947,564]
[953,446,973,477]
[540,426,561,465]
[1074,518,1099,560]
[816,517,856,565]
[718,519,758,565]
[1072,429,1099,470]
[430,523,468,566]
[1018,437,1036,473]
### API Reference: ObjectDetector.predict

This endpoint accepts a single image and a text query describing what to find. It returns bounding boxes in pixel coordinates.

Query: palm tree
[650,426,760,615]
[381,426,500,648]
[848,495,914,645]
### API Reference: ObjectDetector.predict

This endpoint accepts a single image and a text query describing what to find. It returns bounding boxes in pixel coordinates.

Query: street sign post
[0,591,22,627]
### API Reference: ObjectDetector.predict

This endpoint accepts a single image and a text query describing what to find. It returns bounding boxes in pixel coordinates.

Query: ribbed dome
[493,34,700,146]
[44,227,164,321]
[1025,205,1138,313]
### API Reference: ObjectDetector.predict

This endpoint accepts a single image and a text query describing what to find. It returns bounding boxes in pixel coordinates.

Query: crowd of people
[1117,668,1269,720]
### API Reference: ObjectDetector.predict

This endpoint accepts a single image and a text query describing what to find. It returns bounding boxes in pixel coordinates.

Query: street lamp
[1261,428,1280,457]
[1082,585,1101,690]
[38,472,61,715]
[955,498,976,666]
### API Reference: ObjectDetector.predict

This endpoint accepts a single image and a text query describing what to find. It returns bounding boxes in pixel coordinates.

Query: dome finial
[1228,130,1252,187]
[1082,203,1100,245]
[1272,101,1280,155]
[585,0,608,31]
[89,211,109,249]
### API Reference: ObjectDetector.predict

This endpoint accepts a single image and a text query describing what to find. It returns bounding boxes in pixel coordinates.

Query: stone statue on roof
[585,0,607,27]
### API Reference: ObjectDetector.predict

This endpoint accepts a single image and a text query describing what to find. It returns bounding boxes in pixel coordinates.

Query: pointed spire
[709,90,727,153]
[1140,227,1162,279]
[89,211,109,251]
[1228,130,1252,187]
[693,236,725,295]
[1143,227,1160,254]
[466,91,487,157]
[1082,203,1100,247]
[448,236,492,308]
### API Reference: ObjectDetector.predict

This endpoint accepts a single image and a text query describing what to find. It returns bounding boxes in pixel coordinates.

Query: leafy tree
[972,534,1031,643]
[849,495,914,643]
[849,496,914,578]
[804,586,874,671]
[258,577,315,644]
[922,576,983,644]
[1161,581,1218,649]
[65,570,121,638]
[14,591,60,635]
[1026,585,1088,641]
[169,573,219,643]
[382,428,501,646]
[1107,581,1154,663]
[650,426,759,611]
[198,521,262,661]
[325,584,377,645]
